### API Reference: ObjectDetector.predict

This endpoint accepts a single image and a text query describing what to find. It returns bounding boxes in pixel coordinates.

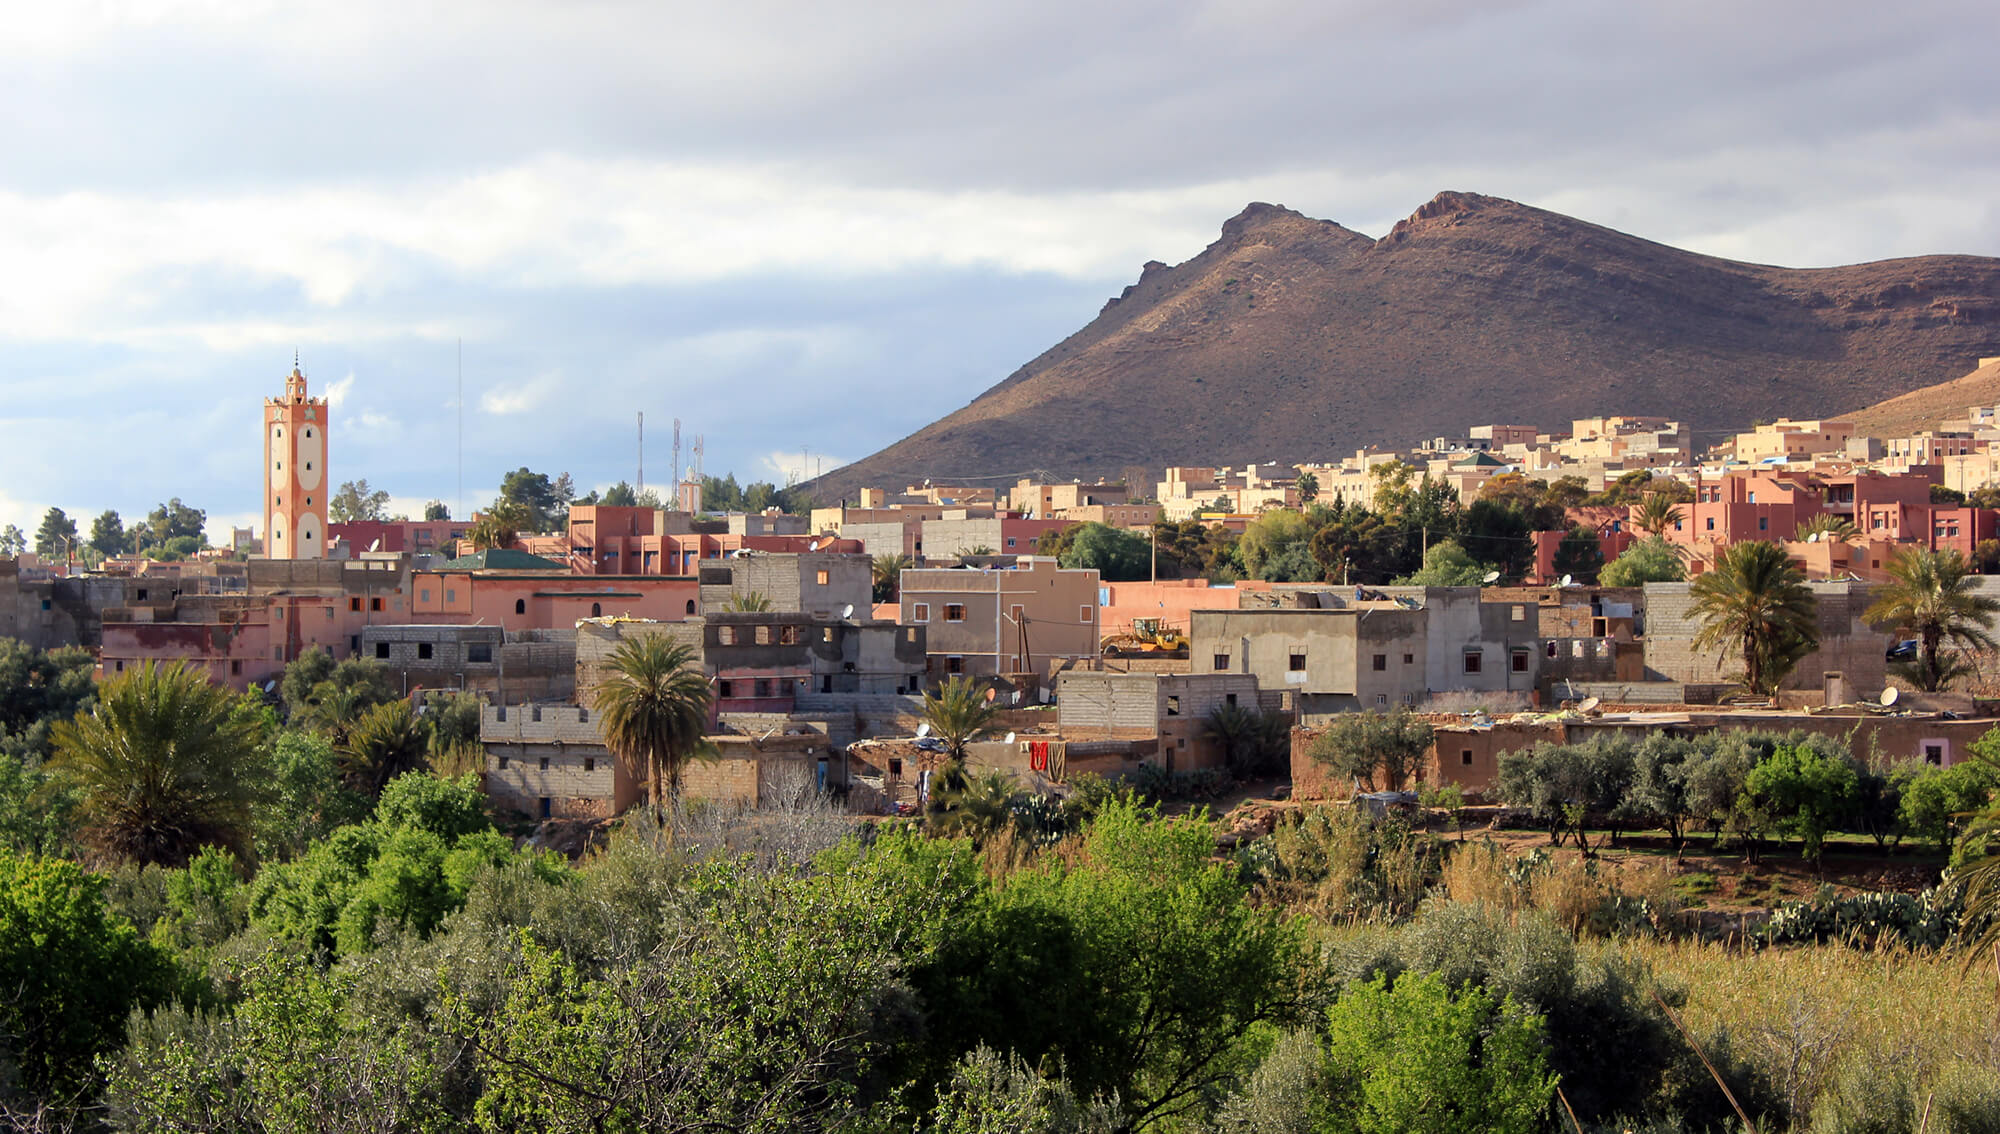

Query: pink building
[328,519,473,556]
[409,565,701,629]
[521,506,860,575]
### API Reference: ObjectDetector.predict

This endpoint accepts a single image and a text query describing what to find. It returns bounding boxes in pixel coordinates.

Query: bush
[1243,806,1441,921]
[0,851,177,1103]
[1319,970,1554,1134]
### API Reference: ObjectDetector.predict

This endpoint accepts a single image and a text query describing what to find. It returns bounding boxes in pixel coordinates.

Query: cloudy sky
[4,0,1998,542]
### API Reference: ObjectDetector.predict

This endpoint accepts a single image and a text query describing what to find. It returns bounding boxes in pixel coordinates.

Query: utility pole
[637,412,644,495]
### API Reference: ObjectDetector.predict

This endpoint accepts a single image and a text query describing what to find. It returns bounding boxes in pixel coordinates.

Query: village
[9,359,2000,827]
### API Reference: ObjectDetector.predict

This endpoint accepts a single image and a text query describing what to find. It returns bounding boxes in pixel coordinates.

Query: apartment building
[900,558,1100,677]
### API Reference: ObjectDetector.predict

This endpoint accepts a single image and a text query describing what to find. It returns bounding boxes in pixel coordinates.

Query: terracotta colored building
[263,363,329,560]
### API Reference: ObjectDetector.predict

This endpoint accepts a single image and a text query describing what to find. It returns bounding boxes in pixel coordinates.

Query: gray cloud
[1,0,1997,532]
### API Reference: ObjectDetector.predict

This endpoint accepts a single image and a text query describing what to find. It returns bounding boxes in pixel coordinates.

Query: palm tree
[1865,547,1999,693]
[724,591,774,612]
[1296,471,1319,504]
[593,634,715,817]
[871,553,913,603]
[341,698,433,797]
[48,660,266,867]
[1795,513,1861,542]
[920,675,1001,763]
[1634,493,1684,537]
[467,500,528,551]
[927,770,1023,842]
[1689,540,1821,696]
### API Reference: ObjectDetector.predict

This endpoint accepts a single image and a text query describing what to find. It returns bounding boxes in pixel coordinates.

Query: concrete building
[1642,579,1889,700]
[1056,671,1263,771]
[263,362,330,560]
[1190,587,1540,722]
[900,558,1101,678]
[410,557,700,629]
[480,704,634,820]
[695,552,871,618]
[1009,478,1133,517]
[358,623,576,702]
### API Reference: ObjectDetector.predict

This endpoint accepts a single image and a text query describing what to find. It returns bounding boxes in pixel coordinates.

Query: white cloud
[761,450,848,486]
[322,373,356,408]
[480,372,559,416]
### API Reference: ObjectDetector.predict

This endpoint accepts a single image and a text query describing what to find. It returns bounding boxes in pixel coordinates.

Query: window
[1166,696,1181,716]
[1403,653,1414,665]
[515,599,526,614]
[1462,749,1474,766]
[539,797,551,819]
[1011,604,1025,624]
[1463,649,1482,674]
[1226,693,1238,707]
[1511,605,1526,622]
[754,679,772,698]
[815,570,829,585]
[370,597,383,612]
[1006,538,1017,548]
[1925,744,1945,765]
[467,644,492,663]
[1372,653,1387,671]
[350,597,362,612]
[946,656,964,674]
[445,588,457,604]
[1375,694,1388,705]
[136,588,148,601]
[718,627,735,645]
[944,604,966,621]
[1213,653,1230,671]
[538,757,550,771]
[418,643,433,660]
[591,603,602,617]
[421,588,431,603]
[115,660,125,672]
[888,757,904,777]
[686,600,696,615]
[584,758,595,772]
[1705,518,1715,531]
[1546,640,1560,658]
[1758,517,1768,532]
[781,625,799,644]
[1080,605,1093,624]
[375,642,390,659]
[913,603,930,622]
[1288,651,1306,671]
[755,626,771,644]
[718,680,734,697]
[498,756,509,769]
[1511,648,1529,673]
[231,660,242,676]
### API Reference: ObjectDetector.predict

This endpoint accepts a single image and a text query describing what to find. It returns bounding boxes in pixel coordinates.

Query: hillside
[812,191,2000,499]
[1845,357,2000,437]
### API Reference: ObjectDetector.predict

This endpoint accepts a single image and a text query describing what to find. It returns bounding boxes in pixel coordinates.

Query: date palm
[594,634,714,817]
[920,675,1001,764]
[1795,513,1860,543]
[1633,493,1684,537]
[1865,546,1999,693]
[341,698,433,797]
[871,553,913,603]
[1690,540,1820,696]
[48,660,266,867]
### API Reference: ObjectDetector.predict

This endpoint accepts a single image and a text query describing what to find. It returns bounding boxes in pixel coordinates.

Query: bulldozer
[1101,617,1189,657]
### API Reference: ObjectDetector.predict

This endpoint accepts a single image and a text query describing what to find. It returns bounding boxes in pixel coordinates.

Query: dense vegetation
[3,645,2000,1131]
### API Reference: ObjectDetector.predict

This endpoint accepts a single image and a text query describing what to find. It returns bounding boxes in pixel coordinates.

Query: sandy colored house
[900,558,1101,678]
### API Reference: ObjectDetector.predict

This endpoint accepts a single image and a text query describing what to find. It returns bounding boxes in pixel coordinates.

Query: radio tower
[636,412,644,495]
[671,418,682,505]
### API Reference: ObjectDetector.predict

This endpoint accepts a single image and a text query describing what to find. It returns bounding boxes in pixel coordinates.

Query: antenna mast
[672,418,682,504]
[456,338,463,520]
[637,412,644,495]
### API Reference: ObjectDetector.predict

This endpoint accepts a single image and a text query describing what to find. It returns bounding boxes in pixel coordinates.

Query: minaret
[263,358,328,559]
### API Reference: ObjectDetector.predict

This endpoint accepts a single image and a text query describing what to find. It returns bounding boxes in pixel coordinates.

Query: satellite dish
[1881,686,1900,707]
[984,687,997,703]
[1578,696,1601,713]
[1004,732,1016,745]
[368,538,381,552]
[1559,574,1575,587]
[915,723,931,738]
[839,603,854,619]
[1481,570,1501,584]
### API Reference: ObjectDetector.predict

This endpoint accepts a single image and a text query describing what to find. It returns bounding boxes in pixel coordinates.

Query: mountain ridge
[812,192,2000,498]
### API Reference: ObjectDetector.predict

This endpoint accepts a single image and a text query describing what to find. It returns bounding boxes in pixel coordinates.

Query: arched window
[685,599,696,615]
[515,599,526,614]
[591,602,602,617]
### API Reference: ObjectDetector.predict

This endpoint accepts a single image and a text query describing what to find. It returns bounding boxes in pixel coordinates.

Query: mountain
[1845,356,2000,437]
[812,191,2000,499]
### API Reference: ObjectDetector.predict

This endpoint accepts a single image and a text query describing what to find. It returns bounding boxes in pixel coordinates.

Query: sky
[3,0,1998,544]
